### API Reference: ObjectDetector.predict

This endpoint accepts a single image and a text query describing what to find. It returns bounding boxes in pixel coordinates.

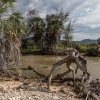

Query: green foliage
[0,0,26,38]
[81,46,88,52]
[21,39,38,53]
[45,13,67,52]
[2,11,26,38]
[86,46,98,56]
[71,42,81,51]
[28,15,46,49]
[27,9,71,52]
[74,42,98,56]
[10,66,22,77]
[2,0,15,3]
[78,43,88,52]
[0,0,27,70]
[63,21,74,48]
[0,0,15,17]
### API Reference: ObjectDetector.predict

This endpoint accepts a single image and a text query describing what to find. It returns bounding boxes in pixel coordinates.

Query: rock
[0,86,4,93]
[63,82,68,87]
[59,89,66,94]
[53,96,60,100]
[67,81,73,86]
[23,76,29,79]
[40,88,50,93]
[17,84,28,90]
[23,82,30,85]
[14,78,19,81]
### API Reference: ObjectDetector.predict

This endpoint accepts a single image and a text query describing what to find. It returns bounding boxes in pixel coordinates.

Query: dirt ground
[0,78,84,100]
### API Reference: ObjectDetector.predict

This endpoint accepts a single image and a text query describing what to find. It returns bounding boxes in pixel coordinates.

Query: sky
[16,0,100,41]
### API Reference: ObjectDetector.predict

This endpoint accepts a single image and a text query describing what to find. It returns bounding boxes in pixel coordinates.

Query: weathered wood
[28,66,47,78]
[74,79,100,100]
[47,49,91,89]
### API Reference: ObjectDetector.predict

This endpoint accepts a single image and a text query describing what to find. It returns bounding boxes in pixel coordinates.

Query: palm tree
[45,12,69,52]
[27,10,46,50]
[0,0,15,32]
[0,0,24,70]
[4,11,26,37]
[3,12,26,65]
[0,0,16,70]
[0,0,15,17]
[27,10,74,53]
[0,0,16,35]
[63,21,74,50]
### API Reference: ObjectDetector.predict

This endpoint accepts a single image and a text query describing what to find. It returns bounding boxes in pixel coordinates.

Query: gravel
[0,88,74,100]
[0,80,77,100]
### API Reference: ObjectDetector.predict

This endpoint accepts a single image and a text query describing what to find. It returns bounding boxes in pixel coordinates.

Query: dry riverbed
[0,78,83,100]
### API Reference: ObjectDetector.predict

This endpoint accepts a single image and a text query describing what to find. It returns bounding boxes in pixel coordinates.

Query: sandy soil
[0,79,83,100]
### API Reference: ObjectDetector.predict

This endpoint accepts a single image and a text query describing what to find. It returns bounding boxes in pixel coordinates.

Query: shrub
[86,46,98,56]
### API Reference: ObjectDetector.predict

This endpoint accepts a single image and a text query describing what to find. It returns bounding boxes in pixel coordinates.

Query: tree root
[74,79,100,100]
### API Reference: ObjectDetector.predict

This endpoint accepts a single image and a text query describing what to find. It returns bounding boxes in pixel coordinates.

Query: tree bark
[0,50,7,70]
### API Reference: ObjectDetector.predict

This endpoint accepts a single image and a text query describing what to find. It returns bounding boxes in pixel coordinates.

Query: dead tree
[47,49,91,89]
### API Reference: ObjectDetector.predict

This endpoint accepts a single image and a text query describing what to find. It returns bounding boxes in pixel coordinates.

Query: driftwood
[28,66,47,78]
[74,79,100,100]
[47,49,91,89]
[20,65,100,100]
[45,49,99,100]
[21,66,47,78]
[19,50,99,100]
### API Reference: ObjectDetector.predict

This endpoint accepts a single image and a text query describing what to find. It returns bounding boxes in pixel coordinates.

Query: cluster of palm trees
[27,10,73,53]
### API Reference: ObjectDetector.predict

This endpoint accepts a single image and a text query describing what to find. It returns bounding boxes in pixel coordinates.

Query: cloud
[16,0,32,12]
[74,24,100,34]
[16,0,100,40]
[16,0,85,16]
[73,32,99,41]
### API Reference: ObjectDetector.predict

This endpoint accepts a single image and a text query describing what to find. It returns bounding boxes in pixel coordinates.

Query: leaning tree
[0,0,25,71]
[0,0,16,70]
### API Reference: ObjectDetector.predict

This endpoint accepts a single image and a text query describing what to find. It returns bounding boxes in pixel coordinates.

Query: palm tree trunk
[0,49,7,70]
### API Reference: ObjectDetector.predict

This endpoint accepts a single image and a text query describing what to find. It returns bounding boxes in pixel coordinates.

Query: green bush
[81,46,88,52]
[86,47,98,56]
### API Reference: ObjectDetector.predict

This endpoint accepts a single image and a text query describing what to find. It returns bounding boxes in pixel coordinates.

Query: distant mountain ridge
[75,39,97,43]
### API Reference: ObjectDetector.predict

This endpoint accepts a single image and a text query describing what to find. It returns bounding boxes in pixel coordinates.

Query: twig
[91,93,99,100]
[86,91,91,100]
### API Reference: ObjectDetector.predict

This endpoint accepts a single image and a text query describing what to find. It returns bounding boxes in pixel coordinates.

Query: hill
[76,39,97,43]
